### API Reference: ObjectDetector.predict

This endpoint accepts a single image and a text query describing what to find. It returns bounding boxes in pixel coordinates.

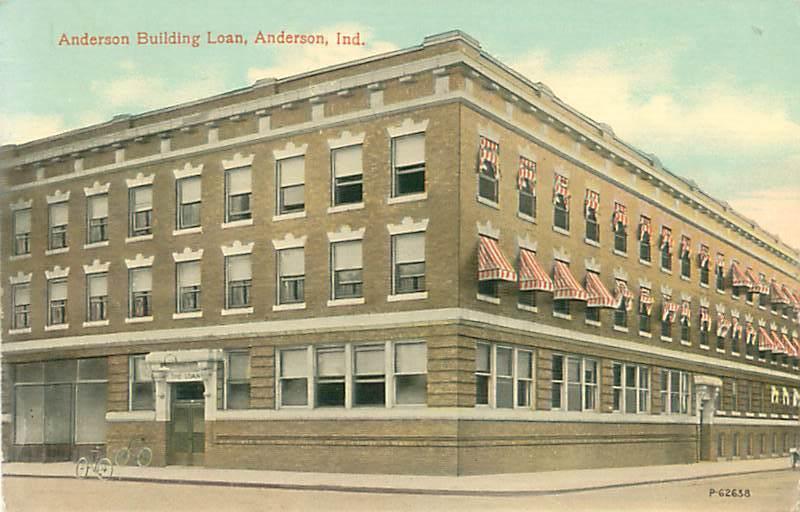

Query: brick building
[1,31,799,475]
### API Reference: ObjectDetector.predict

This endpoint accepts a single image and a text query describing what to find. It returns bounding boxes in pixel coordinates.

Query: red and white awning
[639,288,654,316]
[553,261,588,301]
[584,189,599,217]
[613,203,628,230]
[700,307,712,332]
[517,157,536,189]
[745,323,757,344]
[770,280,791,305]
[614,280,634,311]
[698,245,710,269]
[479,137,500,177]
[477,235,517,282]
[680,236,691,259]
[771,330,788,354]
[780,333,798,357]
[752,274,769,295]
[638,217,652,241]
[553,174,571,210]
[744,268,762,293]
[662,302,680,322]
[716,313,731,337]
[782,284,799,308]
[660,227,673,254]
[730,261,751,289]
[518,249,554,292]
[680,302,691,326]
[585,272,616,308]
[758,326,776,352]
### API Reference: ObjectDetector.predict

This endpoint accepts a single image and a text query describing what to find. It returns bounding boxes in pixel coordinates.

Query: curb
[3,466,793,497]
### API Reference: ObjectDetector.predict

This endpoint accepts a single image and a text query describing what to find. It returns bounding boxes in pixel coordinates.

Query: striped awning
[781,333,798,357]
[478,235,517,282]
[770,280,791,305]
[638,217,652,241]
[660,227,673,254]
[752,274,770,295]
[744,268,762,293]
[792,334,800,357]
[771,330,788,354]
[553,261,588,301]
[698,245,710,269]
[614,280,634,311]
[700,307,712,332]
[584,189,600,217]
[585,272,616,308]
[745,323,757,344]
[716,253,725,270]
[518,249,554,292]
[613,203,628,230]
[758,327,776,352]
[662,302,680,322]
[680,302,691,326]
[782,284,799,308]
[730,261,751,288]
[553,175,571,210]
[679,236,691,259]
[716,314,731,337]
[639,288,654,315]
[517,157,536,189]
[479,137,499,177]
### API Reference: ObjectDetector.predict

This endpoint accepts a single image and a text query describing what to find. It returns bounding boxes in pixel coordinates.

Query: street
[3,470,799,512]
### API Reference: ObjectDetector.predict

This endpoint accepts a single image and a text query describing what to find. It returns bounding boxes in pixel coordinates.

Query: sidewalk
[1,457,793,497]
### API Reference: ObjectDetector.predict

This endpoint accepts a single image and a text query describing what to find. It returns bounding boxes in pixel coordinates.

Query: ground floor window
[475,342,534,409]
[224,350,251,409]
[14,359,107,446]
[129,355,154,411]
[552,354,598,411]
[612,363,649,413]
[660,368,690,414]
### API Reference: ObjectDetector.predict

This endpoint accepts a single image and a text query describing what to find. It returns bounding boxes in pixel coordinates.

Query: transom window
[332,145,363,205]
[278,248,305,304]
[392,232,426,294]
[13,208,31,255]
[612,363,650,413]
[551,353,597,411]
[392,133,425,197]
[176,177,201,229]
[277,156,305,214]
[475,342,534,409]
[48,202,69,249]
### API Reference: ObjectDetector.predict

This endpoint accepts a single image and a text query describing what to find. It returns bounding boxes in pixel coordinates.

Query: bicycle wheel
[136,447,153,467]
[75,457,89,479]
[96,458,114,480]
[114,447,130,467]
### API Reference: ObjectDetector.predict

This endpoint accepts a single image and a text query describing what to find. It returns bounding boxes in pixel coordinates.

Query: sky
[1,0,798,249]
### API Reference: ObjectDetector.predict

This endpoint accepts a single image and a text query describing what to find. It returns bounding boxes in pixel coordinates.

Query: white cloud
[729,186,800,251]
[247,24,398,83]
[0,112,67,145]
[508,50,800,154]
[89,69,225,112]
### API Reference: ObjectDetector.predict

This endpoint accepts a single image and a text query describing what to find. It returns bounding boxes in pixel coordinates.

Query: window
[518,289,536,308]
[225,255,251,309]
[518,158,536,218]
[277,156,305,214]
[680,236,691,278]
[176,261,201,313]
[612,363,650,413]
[680,303,691,343]
[584,190,599,243]
[225,351,250,409]
[225,167,252,222]
[660,368,690,414]
[639,216,652,262]
[639,288,653,333]
[394,342,427,405]
[86,273,108,322]
[332,145,363,205]
[316,346,345,407]
[13,208,31,255]
[129,268,152,318]
[660,227,672,271]
[746,434,753,456]
[12,284,31,329]
[331,240,363,299]
[716,315,728,351]
[476,342,534,409]
[129,355,154,410]
[128,186,152,237]
[278,248,305,304]
[47,279,68,325]
[758,273,768,308]
[699,308,710,347]
[86,194,108,244]
[392,133,425,196]
[715,255,725,291]
[354,344,386,406]
[613,203,628,253]
[554,299,570,316]
[279,348,309,407]
[731,321,741,354]
[176,177,201,229]
[553,175,570,231]
[699,247,710,286]
[392,232,425,294]
[661,300,675,339]
[48,202,69,249]
[613,282,629,328]
[731,380,738,411]
[477,137,499,203]
[551,354,597,411]
[585,306,600,324]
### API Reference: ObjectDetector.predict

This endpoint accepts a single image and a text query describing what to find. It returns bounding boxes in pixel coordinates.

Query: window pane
[75,383,107,443]
[333,241,362,270]
[227,383,250,409]
[15,386,44,444]
[178,261,202,287]
[49,280,67,301]
[333,145,362,178]
[179,177,201,203]
[625,389,637,413]
[279,157,305,186]
[50,203,69,225]
[394,233,425,263]
[496,378,513,408]
[14,285,31,306]
[496,347,512,376]
[227,167,251,194]
[475,375,489,405]
[132,187,152,210]
[227,255,252,282]
[44,384,72,443]
[88,274,108,297]
[15,209,31,233]
[16,363,43,383]
[281,349,307,378]
[552,355,563,381]
[476,343,491,373]
[612,364,621,387]
[78,358,107,381]
[567,358,581,383]
[88,195,108,219]
[281,379,308,406]
[316,382,345,407]
[45,360,76,382]
[394,133,425,167]
[281,185,305,210]
[355,346,385,376]
[133,357,152,382]
[317,348,345,377]
[567,383,582,411]
[279,248,305,276]
[517,351,532,379]
[396,374,427,405]
[625,366,636,388]
[131,382,154,410]
[131,268,153,292]
[228,352,250,380]
[395,343,426,374]
[355,381,385,406]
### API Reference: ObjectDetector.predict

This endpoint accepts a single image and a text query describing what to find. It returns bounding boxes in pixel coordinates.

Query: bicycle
[114,437,153,467]
[76,446,113,480]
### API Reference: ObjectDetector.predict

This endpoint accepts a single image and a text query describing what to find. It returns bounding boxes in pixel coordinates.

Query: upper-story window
[12,284,31,329]
[86,195,108,244]
[731,318,742,354]
[391,133,425,197]
[638,287,653,334]
[553,174,570,231]
[13,209,31,256]
[128,267,152,318]
[331,240,363,300]
[517,157,536,219]
[613,280,631,329]
[660,368,690,414]
[48,202,69,250]
[716,313,730,351]
[639,216,652,263]
[128,186,153,237]
[225,255,251,309]
[660,226,673,271]
[277,156,305,215]
[392,232,426,295]
[758,273,769,308]
[47,279,68,326]
[613,203,628,254]
[679,236,691,279]
[679,301,691,343]
[225,167,252,222]
[477,137,499,204]
[176,261,201,313]
[278,248,305,305]
[331,145,363,206]
[699,306,711,347]
[176,177,201,230]
[86,273,108,322]
[699,245,710,286]
[551,353,598,411]
[661,296,678,340]
[476,342,534,408]
[715,254,725,291]
[584,189,600,243]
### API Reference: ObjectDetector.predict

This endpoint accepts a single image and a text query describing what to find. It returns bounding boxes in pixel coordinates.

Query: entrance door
[167,382,205,466]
